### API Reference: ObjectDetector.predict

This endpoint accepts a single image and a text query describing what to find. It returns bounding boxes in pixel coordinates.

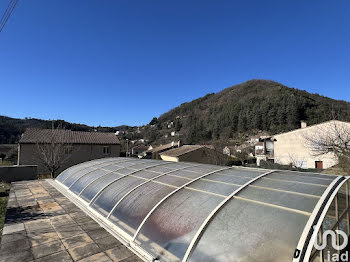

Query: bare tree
[36,135,73,178]
[304,120,350,173]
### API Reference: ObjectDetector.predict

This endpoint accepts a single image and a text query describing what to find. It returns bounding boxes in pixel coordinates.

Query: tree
[304,120,350,173]
[149,117,158,125]
[35,135,73,178]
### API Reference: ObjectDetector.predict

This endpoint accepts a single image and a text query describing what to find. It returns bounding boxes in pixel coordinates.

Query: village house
[140,141,182,160]
[131,145,150,156]
[254,136,275,166]
[255,120,350,169]
[222,146,236,157]
[160,145,228,165]
[18,128,120,173]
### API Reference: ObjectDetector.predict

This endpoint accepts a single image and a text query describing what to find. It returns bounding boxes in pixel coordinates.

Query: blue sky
[0,0,349,126]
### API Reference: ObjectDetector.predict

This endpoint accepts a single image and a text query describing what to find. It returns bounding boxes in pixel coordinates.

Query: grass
[0,160,14,166]
[0,182,10,239]
[38,173,52,179]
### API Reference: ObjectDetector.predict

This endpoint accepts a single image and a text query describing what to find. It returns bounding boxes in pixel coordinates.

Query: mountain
[1,79,350,146]
[148,79,350,145]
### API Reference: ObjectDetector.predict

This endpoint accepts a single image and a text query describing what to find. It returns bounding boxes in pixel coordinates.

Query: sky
[0,0,349,127]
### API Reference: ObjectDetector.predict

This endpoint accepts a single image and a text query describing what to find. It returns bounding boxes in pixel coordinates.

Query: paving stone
[68,242,101,261]
[119,255,144,262]
[79,221,101,232]
[1,180,143,262]
[31,240,65,259]
[0,249,34,262]
[62,233,93,249]
[56,227,85,239]
[51,215,77,227]
[28,231,60,247]
[0,231,27,244]
[35,250,73,262]
[86,228,111,241]
[105,246,134,262]
[26,224,55,235]
[50,214,72,223]
[95,235,123,251]
[0,238,31,254]
[76,252,112,262]
[2,222,25,234]
[24,218,52,231]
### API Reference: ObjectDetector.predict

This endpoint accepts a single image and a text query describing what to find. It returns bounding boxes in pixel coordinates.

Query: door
[315,161,323,169]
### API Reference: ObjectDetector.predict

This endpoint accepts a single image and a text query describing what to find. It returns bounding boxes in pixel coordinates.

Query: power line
[0,0,18,32]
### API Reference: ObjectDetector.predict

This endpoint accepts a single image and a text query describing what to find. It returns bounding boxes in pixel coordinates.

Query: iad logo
[314,227,348,261]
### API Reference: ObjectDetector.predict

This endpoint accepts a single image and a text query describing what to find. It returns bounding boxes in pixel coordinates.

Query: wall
[19,143,121,174]
[273,121,348,169]
[160,155,179,162]
[0,165,37,182]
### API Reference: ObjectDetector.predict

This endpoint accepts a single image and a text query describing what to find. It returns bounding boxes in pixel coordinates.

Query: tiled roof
[19,128,120,145]
[148,142,176,153]
[160,145,210,157]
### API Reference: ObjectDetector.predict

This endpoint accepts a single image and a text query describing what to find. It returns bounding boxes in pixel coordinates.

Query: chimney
[301,121,307,129]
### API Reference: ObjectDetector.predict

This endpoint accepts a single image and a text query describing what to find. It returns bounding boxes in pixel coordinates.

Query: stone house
[18,128,120,174]
[160,145,229,165]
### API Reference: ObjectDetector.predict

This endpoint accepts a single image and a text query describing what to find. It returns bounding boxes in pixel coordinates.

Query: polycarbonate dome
[52,157,349,262]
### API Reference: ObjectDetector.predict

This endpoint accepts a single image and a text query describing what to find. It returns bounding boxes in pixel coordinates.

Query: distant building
[18,128,120,174]
[141,141,182,160]
[160,145,228,165]
[254,137,275,166]
[223,146,236,156]
[131,145,150,156]
[256,120,350,169]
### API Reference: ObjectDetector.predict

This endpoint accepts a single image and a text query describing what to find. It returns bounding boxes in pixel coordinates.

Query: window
[64,146,73,156]
[103,146,111,155]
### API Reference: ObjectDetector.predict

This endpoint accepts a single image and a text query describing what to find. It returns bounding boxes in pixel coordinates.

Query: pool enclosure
[51,157,350,262]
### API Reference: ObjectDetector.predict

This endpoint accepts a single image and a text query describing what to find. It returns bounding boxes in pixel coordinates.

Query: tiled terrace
[0,180,143,262]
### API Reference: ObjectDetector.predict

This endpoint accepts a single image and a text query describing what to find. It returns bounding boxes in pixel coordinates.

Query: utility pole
[126,139,129,157]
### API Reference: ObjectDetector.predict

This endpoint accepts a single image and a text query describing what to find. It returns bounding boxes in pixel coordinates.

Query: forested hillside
[148,79,350,144]
[1,79,350,146]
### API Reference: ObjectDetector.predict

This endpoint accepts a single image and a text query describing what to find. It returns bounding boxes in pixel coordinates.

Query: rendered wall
[274,122,342,169]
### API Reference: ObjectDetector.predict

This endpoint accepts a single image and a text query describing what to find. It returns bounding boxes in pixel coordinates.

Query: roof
[54,157,347,262]
[160,145,211,157]
[273,120,350,138]
[148,142,177,153]
[19,128,120,144]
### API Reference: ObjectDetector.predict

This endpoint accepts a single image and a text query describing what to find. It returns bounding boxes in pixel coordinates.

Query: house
[256,120,350,169]
[18,128,120,174]
[223,146,236,156]
[140,141,182,160]
[131,145,150,156]
[160,145,229,165]
[254,137,275,166]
